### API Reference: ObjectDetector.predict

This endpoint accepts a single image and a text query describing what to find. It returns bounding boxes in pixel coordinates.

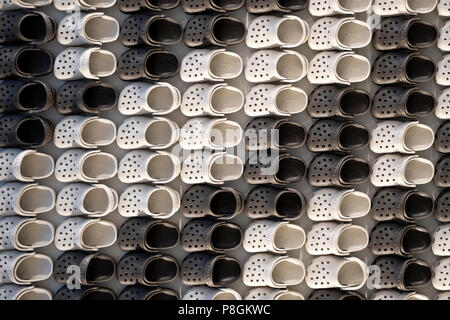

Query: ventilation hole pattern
[372,123,396,151]
[0,150,18,181]
[372,156,398,185]
[55,49,79,79]
[182,185,208,217]
[247,17,271,47]
[434,226,450,255]
[246,86,272,115]
[185,16,208,46]
[307,86,338,117]
[371,189,400,220]
[0,81,20,113]
[182,253,205,285]
[309,18,334,49]
[121,15,145,46]
[56,82,82,114]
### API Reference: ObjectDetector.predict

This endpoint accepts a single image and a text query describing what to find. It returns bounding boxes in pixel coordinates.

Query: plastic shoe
[118,151,180,184]
[180,49,242,82]
[118,185,180,219]
[245,118,307,151]
[118,218,179,251]
[54,47,116,81]
[432,224,450,256]
[308,51,370,85]
[371,256,432,290]
[180,118,242,150]
[0,251,52,284]
[181,218,242,252]
[372,290,429,300]
[0,183,55,217]
[306,222,368,256]
[111,195,159,234]
[0,46,53,79]
[371,188,434,222]
[0,115,53,148]
[119,82,180,116]
[246,15,309,49]
[307,85,371,119]
[0,149,53,182]
[56,81,117,115]
[181,252,240,287]
[57,13,119,46]
[308,188,370,222]
[118,0,179,12]
[118,252,179,286]
[436,88,450,119]
[243,253,305,288]
[117,116,178,150]
[56,183,118,218]
[309,17,371,50]
[308,154,371,187]
[0,11,56,45]
[121,14,182,47]
[373,0,437,16]
[120,286,179,300]
[0,217,54,250]
[245,186,306,220]
[246,50,308,83]
[118,48,179,81]
[246,288,304,300]
[439,0,450,16]
[183,287,241,300]
[182,83,243,117]
[307,119,369,152]
[244,153,306,185]
[55,149,117,183]
[370,222,431,256]
[54,251,116,285]
[372,52,436,85]
[181,151,243,185]
[245,84,307,117]
[55,217,117,251]
[306,256,368,290]
[372,86,435,119]
[243,219,305,253]
[54,116,116,149]
[373,17,437,50]
[181,185,243,220]
[0,0,52,10]
[54,0,116,10]
[0,80,54,114]
[54,286,116,300]
[0,285,51,300]
[246,0,307,13]
[118,82,181,116]
[308,289,365,300]
[371,121,434,154]
[184,15,245,48]
[371,155,434,187]
[433,258,450,290]
[309,0,371,16]
[435,191,450,222]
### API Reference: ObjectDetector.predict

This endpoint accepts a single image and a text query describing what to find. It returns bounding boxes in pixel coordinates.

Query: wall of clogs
[0,0,449,300]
